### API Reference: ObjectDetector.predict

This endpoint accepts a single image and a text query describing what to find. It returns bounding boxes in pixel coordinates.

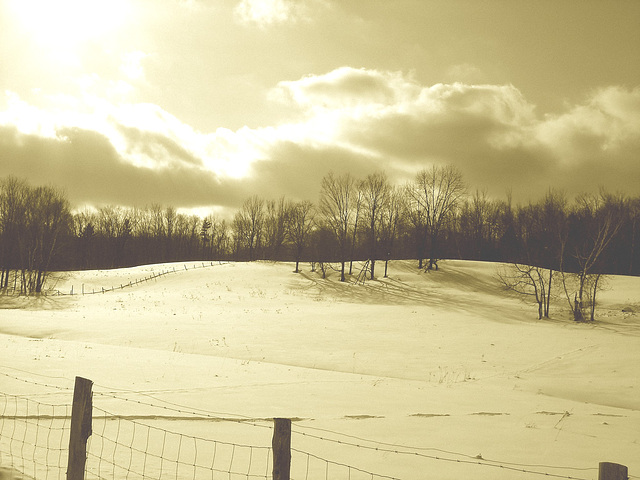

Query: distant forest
[1,167,639,296]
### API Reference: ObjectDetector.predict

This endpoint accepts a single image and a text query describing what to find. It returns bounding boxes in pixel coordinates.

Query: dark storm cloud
[114,124,205,168]
[274,70,640,203]
[246,141,388,201]
[2,68,639,214]
[0,125,244,209]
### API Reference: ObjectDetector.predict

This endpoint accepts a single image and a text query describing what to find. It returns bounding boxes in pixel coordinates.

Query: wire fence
[0,393,71,480]
[52,261,229,297]
[86,406,272,480]
[0,261,228,297]
[0,369,628,480]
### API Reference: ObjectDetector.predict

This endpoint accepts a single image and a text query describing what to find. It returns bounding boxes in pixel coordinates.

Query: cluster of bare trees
[73,203,226,269]
[1,171,638,318]
[498,190,635,321]
[0,177,72,294]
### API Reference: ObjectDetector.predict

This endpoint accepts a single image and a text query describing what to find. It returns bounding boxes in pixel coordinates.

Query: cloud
[0,125,247,209]
[276,67,419,108]
[268,68,640,202]
[1,68,639,215]
[120,51,149,81]
[235,0,309,27]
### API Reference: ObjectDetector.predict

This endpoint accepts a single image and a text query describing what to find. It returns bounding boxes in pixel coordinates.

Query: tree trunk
[428,233,438,271]
[545,269,553,317]
[575,272,586,321]
[630,217,637,275]
[35,270,42,294]
[590,274,601,321]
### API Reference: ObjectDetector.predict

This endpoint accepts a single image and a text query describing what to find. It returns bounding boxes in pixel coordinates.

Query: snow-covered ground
[1,260,638,479]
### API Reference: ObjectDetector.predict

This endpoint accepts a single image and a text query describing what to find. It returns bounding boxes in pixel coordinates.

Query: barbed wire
[0,367,275,433]
[291,424,597,479]
[0,367,623,480]
[92,389,275,431]
[291,447,403,480]
[0,370,73,395]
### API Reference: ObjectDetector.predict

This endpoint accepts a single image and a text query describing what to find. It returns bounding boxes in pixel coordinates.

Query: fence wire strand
[291,424,597,479]
[0,392,71,480]
[0,367,622,480]
[85,405,272,480]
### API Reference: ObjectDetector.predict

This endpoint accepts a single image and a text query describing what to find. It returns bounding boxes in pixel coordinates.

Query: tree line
[1,170,639,318]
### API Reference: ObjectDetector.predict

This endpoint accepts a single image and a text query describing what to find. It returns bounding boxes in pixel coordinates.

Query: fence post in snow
[599,462,628,480]
[67,376,93,480]
[272,418,291,480]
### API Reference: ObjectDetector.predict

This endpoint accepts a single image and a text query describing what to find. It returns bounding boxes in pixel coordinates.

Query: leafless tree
[264,196,289,260]
[379,185,403,278]
[408,165,466,270]
[18,184,72,293]
[503,190,567,319]
[201,214,230,259]
[626,197,640,275]
[561,191,624,321]
[319,172,358,281]
[96,206,133,267]
[402,181,427,268]
[0,177,29,290]
[348,188,363,276]
[232,195,264,261]
[287,200,315,273]
[360,172,391,279]
[498,263,552,319]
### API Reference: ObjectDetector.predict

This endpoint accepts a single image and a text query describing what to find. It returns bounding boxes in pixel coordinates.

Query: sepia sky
[1,0,639,216]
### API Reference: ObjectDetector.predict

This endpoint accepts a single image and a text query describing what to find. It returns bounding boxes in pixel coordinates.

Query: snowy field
[1,260,639,479]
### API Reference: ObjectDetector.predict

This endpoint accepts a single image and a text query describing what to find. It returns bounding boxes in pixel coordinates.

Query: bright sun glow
[9,0,130,54]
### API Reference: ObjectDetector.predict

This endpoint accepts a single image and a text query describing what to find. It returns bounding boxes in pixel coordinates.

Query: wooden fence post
[67,376,93,480]
[272,418,291,480]
[599,462,628,480]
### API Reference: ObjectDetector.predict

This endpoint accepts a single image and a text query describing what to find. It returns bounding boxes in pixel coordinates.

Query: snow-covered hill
[1,260,638,479]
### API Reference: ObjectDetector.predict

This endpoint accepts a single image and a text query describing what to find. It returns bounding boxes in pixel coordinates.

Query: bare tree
[504,190,567,319]
[73,209,97,269]
[379,185,403,278]
[287,200,315,273]
[201,215,230,259]
[19,184,72,293]
[264,196,288,260]
[360,172,390,279]
[408,165,466,270]
[96,206,133,267]
[233,195,264,261]
[403,181,427,268]
[498,264,552,319]
[561,191,624,321]
[164,206,177,259]
[200,217,212,256]
[319,172,357,281]
[348,188,363,276]
[626,197,640,275]
[0,177,29,290]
